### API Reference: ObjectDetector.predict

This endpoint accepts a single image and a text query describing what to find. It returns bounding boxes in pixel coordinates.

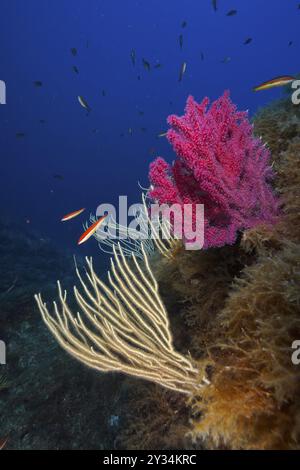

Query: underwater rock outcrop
[118,97,300,450]
[129,98,300,450]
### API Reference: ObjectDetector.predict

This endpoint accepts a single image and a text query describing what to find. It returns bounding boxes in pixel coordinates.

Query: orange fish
[78,215,107,245]
[0,437,8,450]
[61,208,85,222]
[253,75,295,92]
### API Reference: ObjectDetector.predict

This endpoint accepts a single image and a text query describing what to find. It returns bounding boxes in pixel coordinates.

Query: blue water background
[0,0,298,260]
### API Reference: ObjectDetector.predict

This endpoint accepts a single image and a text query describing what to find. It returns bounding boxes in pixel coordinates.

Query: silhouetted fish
[212,0,217,12]
[142,58,151,71]
[78,95,91,112]
[179,34,183,49]
[16,132,25,138]
[102,89,106,97]
[221,56,231,64]
[181,20,187,28]
[34,81,43,87]
[158,131,167,138]
[130,49,136,66]
[53,174,64,180]
[200,51,204,61]
[154,62,162,69]
[71,47,77,56]
[227,9,237,16]
[178,62,187,82]
[244,37,252,45]
[73,65,79,74]
[288,41,293,46]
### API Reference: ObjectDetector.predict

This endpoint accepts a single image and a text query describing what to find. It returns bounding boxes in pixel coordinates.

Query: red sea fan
[148,91,280,249]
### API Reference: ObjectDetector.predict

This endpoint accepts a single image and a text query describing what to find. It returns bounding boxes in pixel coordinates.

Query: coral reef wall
[119,98,300,450]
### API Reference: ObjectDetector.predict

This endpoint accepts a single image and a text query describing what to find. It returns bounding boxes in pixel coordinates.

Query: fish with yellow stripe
[61,208,85,222]
[78,215,107,245]
[253,75,295,92]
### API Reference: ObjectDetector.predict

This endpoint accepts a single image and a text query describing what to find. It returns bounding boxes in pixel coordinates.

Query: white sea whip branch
[35,243,204,395]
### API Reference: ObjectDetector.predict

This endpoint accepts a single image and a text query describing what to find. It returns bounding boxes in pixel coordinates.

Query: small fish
[61,208,85,222]
[243,37,252,45]
[200,51,204,61]
[78,96,91,112]
[226,9,237,16]
[221,56,231,64]
[137,75,141,81]
[128,127,133,135]
[138,110,144,116]
[34,81,43,87]
[0,437,8,450]
[142,58,151,71]
[73,65,79,74]
[178,61,186,82]
[16,132,25,138]
[102,89,106,97]
[181,20,187,28]
[179,34,183,49]
[78,215,107,245]
[288,41,293,47]
[154,62,162,69]
[71,47,77,56]
[253,75,295,92]
[53,173,64,180]
[39,119,46,124]
[141,127,147,132]
[158,131,167,138]
[212,0,217,12]
[130,49,136,66]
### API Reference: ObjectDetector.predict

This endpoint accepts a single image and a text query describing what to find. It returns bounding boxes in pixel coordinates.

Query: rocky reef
[118,97,300,450]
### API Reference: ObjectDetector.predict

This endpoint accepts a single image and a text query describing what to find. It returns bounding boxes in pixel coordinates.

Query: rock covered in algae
[118,98,300,450]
